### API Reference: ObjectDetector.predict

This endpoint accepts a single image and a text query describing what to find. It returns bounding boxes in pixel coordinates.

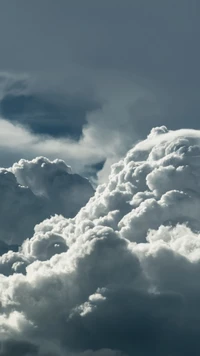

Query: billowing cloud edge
[1,126,200,355]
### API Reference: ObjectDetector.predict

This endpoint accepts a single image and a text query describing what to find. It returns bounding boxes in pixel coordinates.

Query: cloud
[1,3,200,354]
[0,93,100,141]
[0,72,101,141]
[1,1,200,185]
[0,339,39,356]
[0,116,105,172]
[0,73,107,181]
[0,156,94,249]
[1,127,200,354]
[0,68,199,186]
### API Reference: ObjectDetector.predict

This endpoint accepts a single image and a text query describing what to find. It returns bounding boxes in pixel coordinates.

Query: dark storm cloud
[0,83,101,140]
[0,340,39,356]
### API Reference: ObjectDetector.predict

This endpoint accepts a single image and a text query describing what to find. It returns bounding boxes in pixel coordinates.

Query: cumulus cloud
[2,127,200,354]
[0,156,94,249]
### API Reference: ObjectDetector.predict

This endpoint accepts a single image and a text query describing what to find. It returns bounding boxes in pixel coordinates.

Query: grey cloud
[0,1,199,129]
[0,93,100,140]
[0,74,101,140]
[0,1,198,79]
[0,340,39,356]
[1,0,200,182]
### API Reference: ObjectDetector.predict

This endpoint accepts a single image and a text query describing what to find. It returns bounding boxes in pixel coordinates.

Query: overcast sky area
[2,2,200,356]
[0,0,199,182]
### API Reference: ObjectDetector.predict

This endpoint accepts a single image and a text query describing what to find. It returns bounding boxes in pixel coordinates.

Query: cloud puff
[0,156,94,249]
[2,127,200,354]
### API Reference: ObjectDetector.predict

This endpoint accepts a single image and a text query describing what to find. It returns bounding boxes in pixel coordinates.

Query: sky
[0,0,200,182]
[1,1,200,355]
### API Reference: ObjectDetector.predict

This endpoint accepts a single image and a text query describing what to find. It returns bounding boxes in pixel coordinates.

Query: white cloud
[0,117,104,170]
[2,127,200,354]
[0,156,94,248]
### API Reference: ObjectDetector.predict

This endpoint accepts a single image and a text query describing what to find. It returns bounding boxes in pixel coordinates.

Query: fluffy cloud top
[1,127,200,355]
[0,156,94,249]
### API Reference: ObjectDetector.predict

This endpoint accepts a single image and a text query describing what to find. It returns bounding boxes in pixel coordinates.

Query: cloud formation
[1,1,200,185]
[0,87,101,140]
[0,156,94,249]
[2,127,200,355]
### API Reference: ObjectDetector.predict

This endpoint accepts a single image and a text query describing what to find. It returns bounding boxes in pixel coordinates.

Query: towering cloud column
[1,126,200,355]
